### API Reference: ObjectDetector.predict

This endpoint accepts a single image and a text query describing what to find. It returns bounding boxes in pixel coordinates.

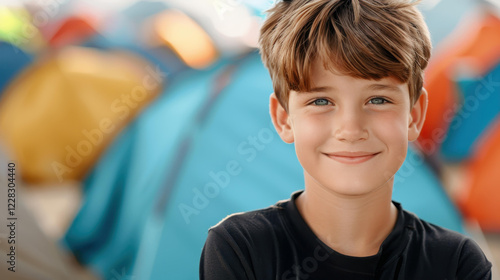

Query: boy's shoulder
[401,206,470,246]
[208,199,289,239]
[398,206,491,278]
[202,198,491,279]
[211,199,488,266]
[209,198,474,251]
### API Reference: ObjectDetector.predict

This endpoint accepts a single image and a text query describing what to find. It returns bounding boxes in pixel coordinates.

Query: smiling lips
[325,151,380,164]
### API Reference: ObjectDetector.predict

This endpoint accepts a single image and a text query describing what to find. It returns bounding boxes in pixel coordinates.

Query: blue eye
[313,99,330,106]
[369,97,389,105]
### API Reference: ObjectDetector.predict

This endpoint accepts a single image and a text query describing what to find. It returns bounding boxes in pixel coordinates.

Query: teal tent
[0,42,32,95]
[441,63,500,161]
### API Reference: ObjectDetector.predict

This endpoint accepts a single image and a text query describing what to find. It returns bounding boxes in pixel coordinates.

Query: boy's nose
[333,109,368,143]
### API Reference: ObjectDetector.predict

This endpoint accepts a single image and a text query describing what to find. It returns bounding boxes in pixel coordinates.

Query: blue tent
[62,56,236,278]
[440,63,500,161]
[64,52,465,279]
[0,42,32,95]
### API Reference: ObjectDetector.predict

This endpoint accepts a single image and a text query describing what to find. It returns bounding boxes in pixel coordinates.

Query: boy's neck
[296,175,398,257]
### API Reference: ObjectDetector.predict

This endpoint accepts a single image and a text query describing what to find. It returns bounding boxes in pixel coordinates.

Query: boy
[200,0,493,279]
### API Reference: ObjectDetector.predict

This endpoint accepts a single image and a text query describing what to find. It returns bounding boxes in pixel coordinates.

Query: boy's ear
[269,93,294,143]
[408,88,428,142]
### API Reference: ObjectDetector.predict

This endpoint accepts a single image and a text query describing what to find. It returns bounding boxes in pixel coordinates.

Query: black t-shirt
[200,191,492,280]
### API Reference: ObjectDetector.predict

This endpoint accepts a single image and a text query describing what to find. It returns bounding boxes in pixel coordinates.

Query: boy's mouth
[324,151,381,164]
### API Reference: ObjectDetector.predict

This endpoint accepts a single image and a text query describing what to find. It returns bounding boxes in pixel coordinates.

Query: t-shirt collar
[281,190,412,274]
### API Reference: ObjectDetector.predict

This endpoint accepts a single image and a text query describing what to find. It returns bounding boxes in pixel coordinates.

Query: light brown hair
[259,0,431,111]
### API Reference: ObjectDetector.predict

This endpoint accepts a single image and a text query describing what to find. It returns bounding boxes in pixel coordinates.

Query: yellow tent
[0,46,165,184]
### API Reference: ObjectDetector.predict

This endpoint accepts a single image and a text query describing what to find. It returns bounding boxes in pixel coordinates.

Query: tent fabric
[0,7,46,52]
[121,1,170,22]
[63,52,465,279]
[80,36,187,82]
[62,58,234,279]
[75,21,188,78]
[47,16,98,48]
[0,42,32,95]
[459,117,500,231]
[419,12,500,155]
[0,46,164,184]
[440,63,500,161]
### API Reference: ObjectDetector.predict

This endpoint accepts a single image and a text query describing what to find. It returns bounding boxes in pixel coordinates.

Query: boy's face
[270,61,427,196]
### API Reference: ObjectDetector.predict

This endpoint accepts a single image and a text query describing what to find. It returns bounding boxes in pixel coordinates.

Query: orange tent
[459,117,500,231]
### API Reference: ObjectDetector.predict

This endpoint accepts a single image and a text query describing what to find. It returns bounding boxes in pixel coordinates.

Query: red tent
[47,15,98,48]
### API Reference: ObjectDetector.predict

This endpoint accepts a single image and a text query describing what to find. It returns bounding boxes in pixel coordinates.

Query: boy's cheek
[375,113,408,134]
[293,120,330,144]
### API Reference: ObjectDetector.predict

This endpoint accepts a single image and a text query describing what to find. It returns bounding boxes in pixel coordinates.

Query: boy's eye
[368,97,389,105]
[312,98,330,106]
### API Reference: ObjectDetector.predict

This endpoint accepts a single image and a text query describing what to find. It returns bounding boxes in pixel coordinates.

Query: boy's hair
[259,0,431,111]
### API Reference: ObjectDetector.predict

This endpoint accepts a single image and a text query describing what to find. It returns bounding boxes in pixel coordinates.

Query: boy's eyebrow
[306,86,334,93]
[365,83,404,93]
[304,83,403,94]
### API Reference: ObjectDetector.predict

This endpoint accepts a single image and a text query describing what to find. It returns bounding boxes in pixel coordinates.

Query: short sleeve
[199,228,254,280]
[455,238,492,280]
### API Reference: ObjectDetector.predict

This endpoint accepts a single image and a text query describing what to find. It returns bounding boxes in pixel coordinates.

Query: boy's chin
[316,178,394,197]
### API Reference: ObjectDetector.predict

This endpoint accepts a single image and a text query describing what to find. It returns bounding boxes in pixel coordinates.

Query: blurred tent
[441,63,500,161]
[459,116,500,232]
[0,6,46,52]
[418,7,500,156]
[0,42,33,95]
[159,0,261,56]
[63,52,466,280]
[0,46,165,184]
[62,54,246,280]
[45,15,99,48]
[419,0,477,46]
[59,9,193,78]
[121,0,170,22]
[83,1,170,50]
[0,5,42,95]
[0,4,215,186]
[150,10,219,69]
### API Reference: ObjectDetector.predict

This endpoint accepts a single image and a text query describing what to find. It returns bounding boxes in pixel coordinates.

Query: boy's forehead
[307,59,409,94]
